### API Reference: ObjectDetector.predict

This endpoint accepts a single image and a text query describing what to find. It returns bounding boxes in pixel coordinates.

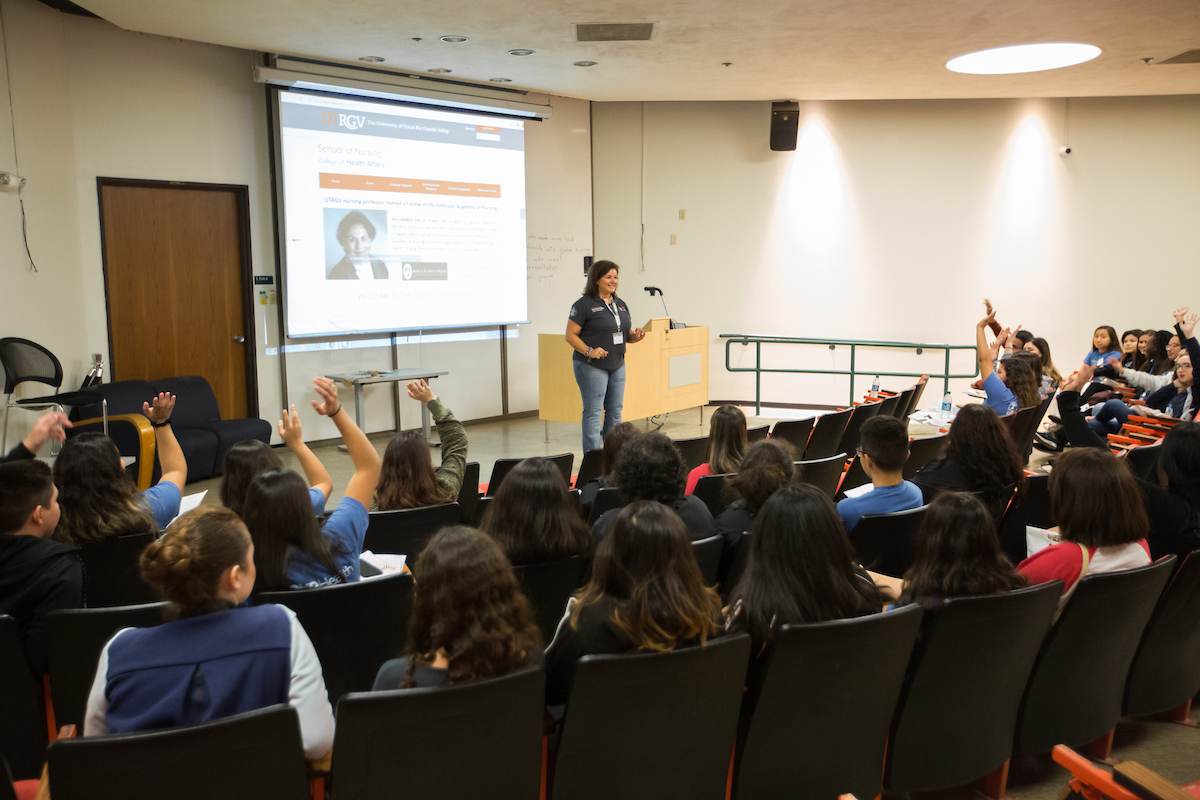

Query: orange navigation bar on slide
[319,173,501,198]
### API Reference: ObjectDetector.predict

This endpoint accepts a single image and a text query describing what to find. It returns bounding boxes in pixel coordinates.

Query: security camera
[1058,146,1072,158]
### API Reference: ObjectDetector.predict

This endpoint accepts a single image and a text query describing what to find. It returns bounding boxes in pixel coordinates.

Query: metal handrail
[720,334,980,413]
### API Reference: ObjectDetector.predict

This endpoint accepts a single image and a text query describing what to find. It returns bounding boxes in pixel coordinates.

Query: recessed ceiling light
[574,61,597,67]
[489,77,513,83]
[947,43,1101,75]
[359,56,385,63]
[428,68,452,73]
[440,35,469,43]
[508,49,535,57]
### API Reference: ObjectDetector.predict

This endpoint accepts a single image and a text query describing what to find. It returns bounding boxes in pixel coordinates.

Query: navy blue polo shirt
[569,294,633,371]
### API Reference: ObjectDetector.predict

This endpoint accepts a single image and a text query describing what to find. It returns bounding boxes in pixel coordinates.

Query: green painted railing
[720,334,980,413]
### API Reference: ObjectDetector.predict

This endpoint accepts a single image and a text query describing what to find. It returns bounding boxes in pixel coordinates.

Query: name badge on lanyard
[606,301,623,345]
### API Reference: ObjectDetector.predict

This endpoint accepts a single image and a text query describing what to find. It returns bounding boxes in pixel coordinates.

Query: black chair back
[47,602,168,729]
[472,496,493,527]
[363,502,461,567]
[796,453,850,500]
[848,505,928,578]
[511,556,587,644]
[893,386,917,424]
[486,454,574,496]
[996,473,1051,567]
[1123,443,1163,482]
[691,535,723,585]
[575,448,603,488]
[906,376,930,419]
[1125,550,1200,717]
[692,473,731,518]
[332,668,544,800]
[457,461,480,524]
[1015,557,1176,755]
[551,634,752,800]
[1008,402,1044,465]
[0,337,63,394]
[736,606,923,800]
[587,488,626,527]
[884,582,1062,792]
[803,408,853,461]
[834,454,870,501]
[902,433,948,480]
[0,616,44,780]
[673,435,709,472]
[258,573,413,705]
[746,424,769,443]
[47,705,309,800]
[79,532,158,608]
[835,401,882,458]
[769,417,815,453]
[875,394,900,417]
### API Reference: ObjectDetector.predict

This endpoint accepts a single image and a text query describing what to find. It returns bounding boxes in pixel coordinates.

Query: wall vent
[574,23,656,42]
[1157,49,1200,64]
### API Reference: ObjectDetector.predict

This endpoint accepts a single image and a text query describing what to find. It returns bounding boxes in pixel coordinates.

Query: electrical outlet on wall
[679,209,686,220]
[670,234,677,245]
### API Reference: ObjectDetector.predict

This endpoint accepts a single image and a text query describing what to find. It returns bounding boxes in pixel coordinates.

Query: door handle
[233,335,246,343]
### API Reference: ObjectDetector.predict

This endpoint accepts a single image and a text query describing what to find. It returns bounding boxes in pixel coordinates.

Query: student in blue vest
[835,415,924,532]
[84,506,334,759]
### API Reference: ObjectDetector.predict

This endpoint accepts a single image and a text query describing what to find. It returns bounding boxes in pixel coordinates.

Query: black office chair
[551,634,751,800]
[803,408,853,461]
[692,473,731,518]
[795,453,849,500]
[47,705,310,800]
[1125,550,1200,719]
[848,504,928,578]
[769,417,815,454]
[587,487,626,527]
[996,473,1052,567]
[331,668,544,800]
[735,606,923,800]
[884,582,1062,796]
[456,461,480,524]
[0,616,45,781]
[511,556,587,644]
[363,502,461,567]
[746,424,770,443]
[78,532,158,608]
[1014,558,1176,759]
[691,535,723,585]
[673,435,709,472]
[47,602,168,729]
[1,338,106,454]
[902,432,948,480]
[259,572,413,705]
[834,401,881,460]
[574,448,603,488]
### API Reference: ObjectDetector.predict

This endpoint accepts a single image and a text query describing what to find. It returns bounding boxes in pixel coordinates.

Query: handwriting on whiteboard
[527,232,592,284]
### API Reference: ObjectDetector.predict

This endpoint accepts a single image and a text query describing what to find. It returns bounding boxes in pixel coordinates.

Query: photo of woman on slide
[327,210,389,280]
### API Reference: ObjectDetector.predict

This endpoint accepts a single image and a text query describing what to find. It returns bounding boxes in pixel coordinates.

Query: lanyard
[604,298,622,332]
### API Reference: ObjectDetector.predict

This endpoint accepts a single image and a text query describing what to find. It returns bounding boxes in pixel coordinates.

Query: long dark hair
[729,439,795,515]
[600,422,641,483]
[1159,422,1200,511]
[141,507,252,618]
[1051,449,1149,548]
[480,458,592,565]
[376,431,452,510]
[706,405,748,475]
[52,432,154,545]
[940,403,1027,506]
[398,526,541,687]
[572,501,722,651]
[1027,337,1062,385]
[900,492,1026,606]
[220,440,283,518]
[726,484,880,646]
[1095,325,1121,355]
[242,468,343,590]
[615,433,685,504]
[582,259,618,298]
[1000,357,1040,409]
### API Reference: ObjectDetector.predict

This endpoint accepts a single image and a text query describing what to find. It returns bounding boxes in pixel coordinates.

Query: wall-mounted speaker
[770,102,799,151]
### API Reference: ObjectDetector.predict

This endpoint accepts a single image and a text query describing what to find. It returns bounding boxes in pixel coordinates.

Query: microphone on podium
[644,287,683,328]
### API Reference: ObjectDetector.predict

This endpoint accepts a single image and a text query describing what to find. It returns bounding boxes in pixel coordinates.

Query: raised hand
[406,379,435,404]
[311,377,341,417]
[977,309,997,329]
[142,392,175,425]
[1173,306,1189,325]
[1181,313,1198,339]
[278,405,303,446]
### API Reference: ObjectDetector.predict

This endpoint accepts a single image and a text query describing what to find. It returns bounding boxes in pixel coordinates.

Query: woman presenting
[566,260,646,452]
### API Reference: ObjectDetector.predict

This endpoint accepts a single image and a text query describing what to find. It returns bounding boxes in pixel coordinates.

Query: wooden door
[99,180,256,420]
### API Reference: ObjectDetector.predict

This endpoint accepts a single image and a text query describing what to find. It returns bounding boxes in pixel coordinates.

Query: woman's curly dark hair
[939,403,1027,511]
[729,438,796,514]
[614,433,685,505]
[52,432,155,545]
[397,526,542,688]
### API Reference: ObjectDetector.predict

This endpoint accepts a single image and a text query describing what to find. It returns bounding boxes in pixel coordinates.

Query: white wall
[592,97,1200,408]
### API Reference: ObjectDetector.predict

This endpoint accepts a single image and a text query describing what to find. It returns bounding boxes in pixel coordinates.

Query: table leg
[354,384,366,431]
[421,402,440,447]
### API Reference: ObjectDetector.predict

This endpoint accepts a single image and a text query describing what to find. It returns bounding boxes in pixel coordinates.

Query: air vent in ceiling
[574,23,656,42]
[1157,49,1200,64]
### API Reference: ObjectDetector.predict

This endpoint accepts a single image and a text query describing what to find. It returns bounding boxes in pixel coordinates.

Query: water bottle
[941,392,953,413]
[870,375,880,395]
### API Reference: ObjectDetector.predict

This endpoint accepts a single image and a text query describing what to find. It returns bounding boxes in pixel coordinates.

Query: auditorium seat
[1124,549,1200,721]
[691,473,731,518]
[803,408,852,461]
[848,505,927,578]
[0,616,45,781]
[363,502,461,567]
[796,453,850,500]
[768,417,815,454]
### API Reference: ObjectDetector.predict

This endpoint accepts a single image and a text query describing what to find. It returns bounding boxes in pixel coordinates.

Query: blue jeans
[573,360,626,452]
[1087,398,1131,435]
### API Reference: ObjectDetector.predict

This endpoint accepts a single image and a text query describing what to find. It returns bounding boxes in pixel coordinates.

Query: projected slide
[278,90,527,337]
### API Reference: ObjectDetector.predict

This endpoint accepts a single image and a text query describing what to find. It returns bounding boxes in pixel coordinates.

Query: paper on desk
[360,551,407,576]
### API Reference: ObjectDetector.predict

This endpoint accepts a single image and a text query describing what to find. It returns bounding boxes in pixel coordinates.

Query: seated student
[1077,324,1126,404]
[578,421,640,518]
[975,311,1039,416]
[374,526,542,690]
[685,405,748,494]
[835,415,924,532]
[715,438,795,560]
[242,377,381,590]
[83,507,334,759]
[480,458,592,566]
[220,406,332,518]
[52,393,186,545]
[1,410,71,463]
[374,380,467,511]
[1017,447,1150,597]
[590,433,718,544]
[1119,329,1144,370]
[1023,337,1063,391]
[1093,332,1183,397]
[911,403,1026,521]
[545,500,722,705]
[0,460,81,676]
[1136,329,1174,376]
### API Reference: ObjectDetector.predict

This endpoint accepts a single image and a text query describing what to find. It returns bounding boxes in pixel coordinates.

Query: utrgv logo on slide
[321,112,367,130]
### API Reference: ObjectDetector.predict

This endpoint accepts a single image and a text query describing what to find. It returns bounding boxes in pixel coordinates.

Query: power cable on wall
[0,1,38,272]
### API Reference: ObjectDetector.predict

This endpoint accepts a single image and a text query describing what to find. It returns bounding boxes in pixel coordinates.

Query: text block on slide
[669,353,703,389]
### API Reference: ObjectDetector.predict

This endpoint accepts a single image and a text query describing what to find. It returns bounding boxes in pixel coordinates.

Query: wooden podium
[539,318,709,427]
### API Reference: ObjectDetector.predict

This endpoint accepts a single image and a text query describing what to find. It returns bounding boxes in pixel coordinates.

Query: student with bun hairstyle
[374,380,468,511]
[480,458,592,566]
[374,526,542,689]
[685,405,748,494]
[83,507,334,759]
[220,406,332,519]
[715,438,795,557]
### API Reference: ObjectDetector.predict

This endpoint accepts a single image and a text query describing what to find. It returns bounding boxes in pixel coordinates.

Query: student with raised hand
[374,379,468,510]
[1,410,72,462]
[373,526,542,690]
[835,415,924,532]
[685,405,748,494]
[52,392,187,545]
[480,458,592,566]
[220,406,333,519]
[242,377,382,590]
[0,459,81,676]
[975,312,1036,417]
[84,506,334,760]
